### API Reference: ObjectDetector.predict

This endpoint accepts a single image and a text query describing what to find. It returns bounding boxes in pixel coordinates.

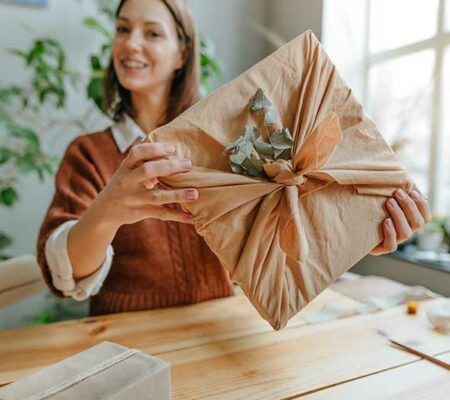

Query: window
[443,46,450,212]
[447,0,450,30]
[323,0,450,214]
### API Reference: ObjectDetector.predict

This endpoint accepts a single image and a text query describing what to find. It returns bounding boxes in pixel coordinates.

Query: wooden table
[0,286,449,399]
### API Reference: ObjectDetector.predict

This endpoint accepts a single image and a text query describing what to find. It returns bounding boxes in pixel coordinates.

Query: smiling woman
[36,0,234,316]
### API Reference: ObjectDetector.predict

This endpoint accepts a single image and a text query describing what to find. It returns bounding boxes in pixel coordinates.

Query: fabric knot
[263,160,306,187]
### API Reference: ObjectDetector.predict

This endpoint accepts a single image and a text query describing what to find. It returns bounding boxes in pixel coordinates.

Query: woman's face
[112,0,184,94]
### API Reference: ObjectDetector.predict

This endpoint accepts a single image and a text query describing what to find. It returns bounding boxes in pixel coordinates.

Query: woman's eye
[116,26,129,34]
[146,31,160,38]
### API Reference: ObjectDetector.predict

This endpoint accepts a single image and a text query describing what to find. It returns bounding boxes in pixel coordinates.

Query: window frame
[360,0,450,213]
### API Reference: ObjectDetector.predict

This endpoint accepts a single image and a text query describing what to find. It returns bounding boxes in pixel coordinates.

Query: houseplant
[416,215,450,252]
[0,37,75,259]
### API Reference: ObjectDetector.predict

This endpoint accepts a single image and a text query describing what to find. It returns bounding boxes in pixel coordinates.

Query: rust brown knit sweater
[36,129,233,315]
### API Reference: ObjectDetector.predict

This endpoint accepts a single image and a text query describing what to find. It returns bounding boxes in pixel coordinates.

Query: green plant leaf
[230,161,245,174]
[254,139,274,158]
[87,78,104,111]
[264,107,278,126]
[32,310,55,325]
[83,17,113,40]
[0,148,12,164]
[0,187,18,207]
[241,156,265,177]
[269,128,294,150]
[90,55,102,71]
[229,150,248,165]
[250,88,272,112]
[0,232,13,251]
[275,148,291,160]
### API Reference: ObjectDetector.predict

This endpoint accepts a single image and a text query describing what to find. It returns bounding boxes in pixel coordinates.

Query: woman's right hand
[68,142,197,280]
[94,142,198,229]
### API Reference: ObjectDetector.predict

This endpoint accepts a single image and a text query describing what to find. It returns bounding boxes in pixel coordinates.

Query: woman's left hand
[370,189,431,256]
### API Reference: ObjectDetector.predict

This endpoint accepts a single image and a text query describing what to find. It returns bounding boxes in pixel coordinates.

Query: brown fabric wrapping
[146,30,414,330]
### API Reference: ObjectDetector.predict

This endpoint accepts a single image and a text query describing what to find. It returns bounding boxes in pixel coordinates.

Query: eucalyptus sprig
[226,88,293,178]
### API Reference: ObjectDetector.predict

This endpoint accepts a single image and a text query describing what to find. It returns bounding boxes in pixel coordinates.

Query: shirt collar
[110,113,146,153]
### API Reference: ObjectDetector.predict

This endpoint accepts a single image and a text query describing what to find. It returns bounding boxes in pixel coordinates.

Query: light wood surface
[302,352,450,400]
[0,285,449,399]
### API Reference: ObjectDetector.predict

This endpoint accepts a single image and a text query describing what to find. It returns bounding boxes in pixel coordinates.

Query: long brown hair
[103,0,200,124]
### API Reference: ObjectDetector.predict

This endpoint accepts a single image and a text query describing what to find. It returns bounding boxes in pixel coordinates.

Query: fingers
[372,188,432,256]
[370,218,397,256]
[381,218,397,252]
[124,142,176,169]
[129,158,193,188]
[133,188,199,206]
[386,197,413,244]
[393,189,425,231]
[410,190,432,224]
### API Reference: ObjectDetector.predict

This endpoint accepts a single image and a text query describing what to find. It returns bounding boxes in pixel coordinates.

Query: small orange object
[407,301,418,314]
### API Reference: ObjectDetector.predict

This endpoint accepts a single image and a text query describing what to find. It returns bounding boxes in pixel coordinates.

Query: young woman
[37,0,431,316]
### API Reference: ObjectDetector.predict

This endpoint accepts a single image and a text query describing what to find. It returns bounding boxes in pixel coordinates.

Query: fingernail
[385,219,393,228]
[419,191,428,201]
[181,160,192,169]
[410,191,420,201]
[388,199,397,208]
[164,144,175,154]
[395,189,406,200]
[185,189,198,200]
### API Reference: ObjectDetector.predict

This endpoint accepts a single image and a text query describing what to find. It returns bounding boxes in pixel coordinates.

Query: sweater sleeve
[45,220,114,300]
[36,135,108,298]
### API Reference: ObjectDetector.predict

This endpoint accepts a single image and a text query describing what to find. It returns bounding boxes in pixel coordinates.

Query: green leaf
[264,107,278,126]
[9,49,28,60]
[0,148,12,164]
[230,161,245,174]
[57,50,66,70]
[0,232,13,251]
[229,150,248,165]
[36,62,50,76]
[275,148,291,160]
[244,125,261,142]
[241,156,265,177]
[90,55,102,71]
[250,88,272,112]
[0,187,18,207]
[83,17,113,39]
[198,34,223,95]
[87,78,104,111]
[32,310,55,325]
[270,128,294,150]
[254,139,274,158]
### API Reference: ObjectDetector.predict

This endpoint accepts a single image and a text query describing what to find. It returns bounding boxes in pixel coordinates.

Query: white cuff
[45,220,114,301]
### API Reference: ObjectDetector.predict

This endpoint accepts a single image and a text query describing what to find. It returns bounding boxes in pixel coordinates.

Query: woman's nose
[124,30,143,52]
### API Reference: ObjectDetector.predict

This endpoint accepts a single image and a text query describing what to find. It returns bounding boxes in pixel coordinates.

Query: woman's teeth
[122,60,147,69]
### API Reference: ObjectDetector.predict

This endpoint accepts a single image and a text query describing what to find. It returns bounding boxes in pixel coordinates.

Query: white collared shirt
[45,115,146,300]
[110,113,146,153]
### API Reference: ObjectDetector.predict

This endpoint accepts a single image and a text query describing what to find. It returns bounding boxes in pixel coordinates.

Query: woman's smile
[120,57,149,74]
[121,58,149,70]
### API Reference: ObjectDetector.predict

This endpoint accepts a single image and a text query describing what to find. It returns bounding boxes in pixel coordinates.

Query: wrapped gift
[146,30,415,330]
[0,341,170,399]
